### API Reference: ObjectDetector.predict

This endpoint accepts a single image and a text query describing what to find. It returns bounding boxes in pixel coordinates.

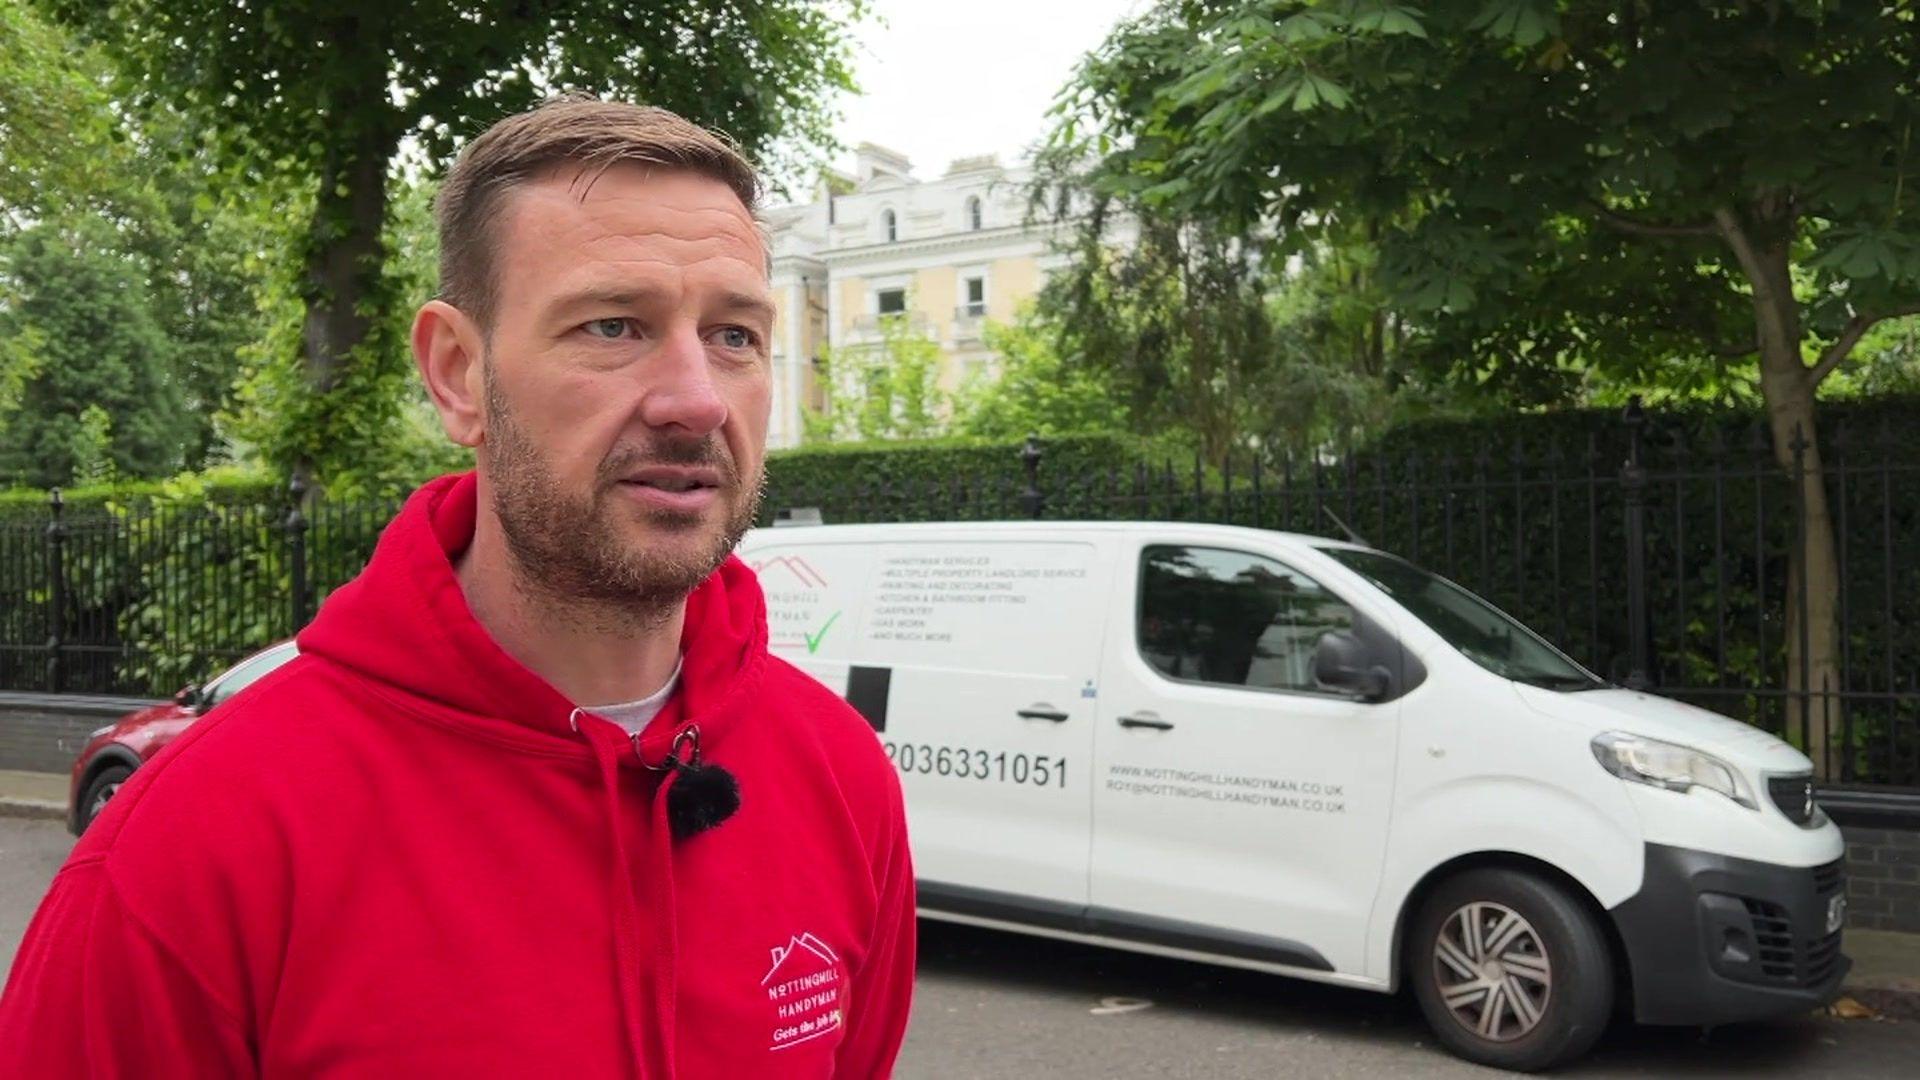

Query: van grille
[1767,773,1817,825]
[1807,927,1845,984]
[1737,859,1845,987]
[1742,898,1799,980]
[1813,857,1844,897]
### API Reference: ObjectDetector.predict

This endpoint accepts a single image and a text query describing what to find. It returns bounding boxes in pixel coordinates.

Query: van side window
[1138,546,1356,693]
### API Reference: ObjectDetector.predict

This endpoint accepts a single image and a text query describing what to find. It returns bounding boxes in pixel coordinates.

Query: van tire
[1408,867,1613,1072]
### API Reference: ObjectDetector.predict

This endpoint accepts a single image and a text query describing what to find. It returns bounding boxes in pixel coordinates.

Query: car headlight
[88,725,117,740]
[1591,731,1756,809]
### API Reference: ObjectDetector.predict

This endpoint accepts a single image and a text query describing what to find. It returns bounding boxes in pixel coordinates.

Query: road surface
[4,818,1913,1076]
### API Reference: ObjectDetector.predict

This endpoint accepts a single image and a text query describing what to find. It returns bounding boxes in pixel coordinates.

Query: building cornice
[771,251,828,272]
[818,223,1063,268]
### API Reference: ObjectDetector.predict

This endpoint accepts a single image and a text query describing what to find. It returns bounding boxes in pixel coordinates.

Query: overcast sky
[820,0,1149,182]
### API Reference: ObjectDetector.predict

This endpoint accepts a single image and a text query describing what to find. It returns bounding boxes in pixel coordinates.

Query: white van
[738,521,1849,1071]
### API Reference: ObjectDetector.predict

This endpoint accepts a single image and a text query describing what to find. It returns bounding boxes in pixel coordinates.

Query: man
[0,98,915,1078]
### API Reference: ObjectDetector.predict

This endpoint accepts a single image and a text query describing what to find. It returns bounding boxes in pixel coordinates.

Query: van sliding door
[1089,539,1401,978]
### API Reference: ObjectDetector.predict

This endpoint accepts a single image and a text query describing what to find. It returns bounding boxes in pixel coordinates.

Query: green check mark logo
[804,610,842,655]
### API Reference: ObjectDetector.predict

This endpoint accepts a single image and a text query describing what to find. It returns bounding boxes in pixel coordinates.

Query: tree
[0,218,187,486]
[0,0,124,223]
[39,0,868,484]
[806,315,952,443]
[950,310,1130,440]
[4,1,305,475]
[1033,202,1282,462]
[1053,0,1920,772]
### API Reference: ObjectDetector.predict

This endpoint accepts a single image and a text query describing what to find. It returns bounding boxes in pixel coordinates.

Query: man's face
[476,165,772,614]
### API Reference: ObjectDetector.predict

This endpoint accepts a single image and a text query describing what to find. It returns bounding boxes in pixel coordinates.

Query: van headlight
[1591,732,1756,809]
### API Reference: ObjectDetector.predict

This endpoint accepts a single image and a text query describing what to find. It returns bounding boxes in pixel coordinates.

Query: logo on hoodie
[762,932,845,1052]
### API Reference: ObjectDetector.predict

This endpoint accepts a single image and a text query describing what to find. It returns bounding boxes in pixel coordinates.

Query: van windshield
[1318,547,1603,691]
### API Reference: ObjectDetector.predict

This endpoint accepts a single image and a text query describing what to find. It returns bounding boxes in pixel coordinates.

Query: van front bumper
[1608,842,1849,1026]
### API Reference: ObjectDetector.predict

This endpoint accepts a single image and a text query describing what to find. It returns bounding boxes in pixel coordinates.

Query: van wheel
[1408,868,1613,1072]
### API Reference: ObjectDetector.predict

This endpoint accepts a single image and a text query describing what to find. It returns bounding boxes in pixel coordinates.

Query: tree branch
[1811,303,1920,386]
[1588,201,1718,239]
[1711,208,1768,289]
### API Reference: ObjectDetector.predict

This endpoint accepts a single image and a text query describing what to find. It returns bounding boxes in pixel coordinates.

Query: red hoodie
[0,473,916,1078]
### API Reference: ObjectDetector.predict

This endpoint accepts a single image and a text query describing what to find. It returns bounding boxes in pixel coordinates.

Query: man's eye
[584,318,630,339]
[713,326,758,349]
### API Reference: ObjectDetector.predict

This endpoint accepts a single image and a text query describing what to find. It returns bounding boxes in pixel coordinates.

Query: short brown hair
[435,96,761,330]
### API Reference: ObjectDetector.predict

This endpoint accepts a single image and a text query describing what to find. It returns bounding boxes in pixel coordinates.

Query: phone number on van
[882,742,1067,788]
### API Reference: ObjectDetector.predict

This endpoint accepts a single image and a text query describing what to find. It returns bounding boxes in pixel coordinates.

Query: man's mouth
[627,476,708,493]
[614,466,726,510]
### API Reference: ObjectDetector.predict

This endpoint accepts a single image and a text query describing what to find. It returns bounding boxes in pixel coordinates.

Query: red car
[68,641,300,834]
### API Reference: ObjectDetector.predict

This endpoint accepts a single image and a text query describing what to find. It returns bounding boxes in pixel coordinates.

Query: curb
[0,797,65,823]
[1840,981,1920,1022]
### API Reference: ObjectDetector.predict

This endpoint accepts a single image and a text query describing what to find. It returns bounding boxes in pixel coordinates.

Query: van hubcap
[1433,901,1552,1042]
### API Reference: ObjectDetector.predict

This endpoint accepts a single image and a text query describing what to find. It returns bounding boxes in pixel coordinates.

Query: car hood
[1513,684,1813,775]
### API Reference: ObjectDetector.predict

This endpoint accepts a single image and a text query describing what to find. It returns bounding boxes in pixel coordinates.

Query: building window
[961,276,986,317]
[876,288,907,315]
[966,196,983,231]
[881,209,897,242]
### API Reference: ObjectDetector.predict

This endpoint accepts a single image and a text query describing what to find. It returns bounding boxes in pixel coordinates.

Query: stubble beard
[482,368,764,632]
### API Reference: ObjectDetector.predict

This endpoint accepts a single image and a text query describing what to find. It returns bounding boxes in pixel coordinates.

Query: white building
[762,143,1068,449]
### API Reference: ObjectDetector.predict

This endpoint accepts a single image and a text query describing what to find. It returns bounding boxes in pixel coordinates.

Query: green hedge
[0,465,285,518]
[760,432,1156,524]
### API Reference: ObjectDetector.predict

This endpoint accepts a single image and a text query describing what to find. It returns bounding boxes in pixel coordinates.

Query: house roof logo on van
[752,555,828,589]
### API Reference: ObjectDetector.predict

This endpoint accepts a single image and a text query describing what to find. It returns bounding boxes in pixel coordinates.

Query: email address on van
[1107,765,1346,812]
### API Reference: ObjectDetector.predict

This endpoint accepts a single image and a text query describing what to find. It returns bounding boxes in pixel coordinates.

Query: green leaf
[1349,3,1428,38]
[1470,0,1558,48]
[1293,73,1352,112]
[1278,11,1342,43]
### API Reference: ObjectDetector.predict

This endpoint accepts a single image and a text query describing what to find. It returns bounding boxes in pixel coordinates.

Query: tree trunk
[1737,216,1844,779]
[296,117,396,487]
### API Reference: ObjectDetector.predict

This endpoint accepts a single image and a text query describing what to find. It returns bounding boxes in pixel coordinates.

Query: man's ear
[412,300,487,447]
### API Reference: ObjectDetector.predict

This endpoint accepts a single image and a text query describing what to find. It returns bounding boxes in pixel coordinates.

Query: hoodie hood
[298,471,768,760]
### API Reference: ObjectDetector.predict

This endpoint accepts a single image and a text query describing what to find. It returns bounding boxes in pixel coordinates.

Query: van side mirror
[174,684,201,709]
[1312,631,1392,703]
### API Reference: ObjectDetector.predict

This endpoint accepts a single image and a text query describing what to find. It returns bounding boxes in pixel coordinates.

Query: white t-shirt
[586,659,682,735]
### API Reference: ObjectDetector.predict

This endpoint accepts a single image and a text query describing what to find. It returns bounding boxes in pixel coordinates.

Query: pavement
[0,769,64,823]
[5,771,1920,1074]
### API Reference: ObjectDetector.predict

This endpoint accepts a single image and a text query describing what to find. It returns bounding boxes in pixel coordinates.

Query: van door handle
[1118,713,1173,731]
[1017,705,1070,723]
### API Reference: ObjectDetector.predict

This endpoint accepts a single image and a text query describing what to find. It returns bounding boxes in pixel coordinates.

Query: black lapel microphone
[656,725,740,840]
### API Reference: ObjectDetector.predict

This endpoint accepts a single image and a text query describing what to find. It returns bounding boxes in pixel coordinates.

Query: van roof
[743,519,1380,555]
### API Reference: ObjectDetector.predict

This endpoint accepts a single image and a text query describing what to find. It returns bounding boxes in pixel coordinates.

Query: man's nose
[637,326,728,436]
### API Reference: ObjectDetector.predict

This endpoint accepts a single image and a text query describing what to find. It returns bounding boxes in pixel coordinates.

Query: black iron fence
[0,481,401,700]
[1,404,1915,789]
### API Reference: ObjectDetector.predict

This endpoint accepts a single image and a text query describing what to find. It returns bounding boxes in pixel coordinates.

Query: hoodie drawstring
[575,710,680,1079]
[647,768,683,1076]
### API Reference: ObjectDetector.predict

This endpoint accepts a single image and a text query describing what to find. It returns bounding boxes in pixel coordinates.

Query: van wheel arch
[1391,852,1631,1009]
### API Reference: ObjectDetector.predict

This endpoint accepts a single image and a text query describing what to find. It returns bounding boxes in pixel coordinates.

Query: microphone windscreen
[667,762,740,840]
